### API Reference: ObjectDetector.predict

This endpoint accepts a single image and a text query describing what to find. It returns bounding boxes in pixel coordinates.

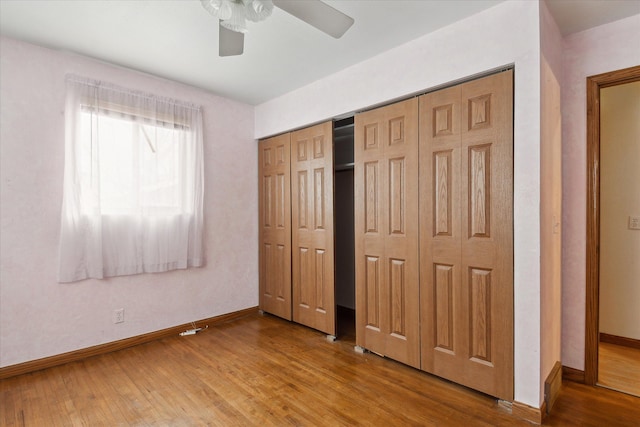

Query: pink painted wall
[561,14,640,370]
[539,0,563,398]
[0,36,258,368]
[256,0,544,408]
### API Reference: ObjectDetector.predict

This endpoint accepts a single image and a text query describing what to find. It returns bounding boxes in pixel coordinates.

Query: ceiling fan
[201,0,355,56]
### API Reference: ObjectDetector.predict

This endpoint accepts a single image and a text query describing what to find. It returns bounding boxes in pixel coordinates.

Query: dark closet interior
[333,117,355,340]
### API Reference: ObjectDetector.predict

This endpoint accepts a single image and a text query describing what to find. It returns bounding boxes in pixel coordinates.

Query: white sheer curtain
[59,75,204,282]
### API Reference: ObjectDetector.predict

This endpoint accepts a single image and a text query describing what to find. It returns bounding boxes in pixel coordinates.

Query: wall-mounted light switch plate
[629,215,640,230]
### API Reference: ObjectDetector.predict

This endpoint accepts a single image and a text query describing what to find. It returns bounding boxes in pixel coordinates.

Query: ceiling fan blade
[273,0,354,39]
[219,22,244,56]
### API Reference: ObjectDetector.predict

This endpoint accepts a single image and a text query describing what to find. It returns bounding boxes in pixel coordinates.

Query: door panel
[420,83,463,380]
[419,70,513,400]
[355,98,420,368]
[460,70,513,400]
[259,134,292,320]
[291,122,336,335]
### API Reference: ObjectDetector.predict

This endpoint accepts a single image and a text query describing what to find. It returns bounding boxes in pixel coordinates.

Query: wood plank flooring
[2,312,639,426]
[599,341,640,397]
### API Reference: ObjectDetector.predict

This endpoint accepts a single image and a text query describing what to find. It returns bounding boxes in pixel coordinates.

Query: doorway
[585,65,640,395]
[334,117,356,342]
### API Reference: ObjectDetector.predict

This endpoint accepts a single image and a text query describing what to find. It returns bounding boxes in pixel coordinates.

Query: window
[58,76,204,282]
[78,110,185,216]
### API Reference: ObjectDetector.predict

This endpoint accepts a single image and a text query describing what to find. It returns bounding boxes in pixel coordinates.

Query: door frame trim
[584,65,640,386]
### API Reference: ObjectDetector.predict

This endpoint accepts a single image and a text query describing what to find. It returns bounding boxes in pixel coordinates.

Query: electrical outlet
[630,215,640,230]
[114,308,125,324]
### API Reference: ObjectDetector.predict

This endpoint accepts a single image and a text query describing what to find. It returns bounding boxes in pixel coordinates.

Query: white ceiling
[1,0,638,105]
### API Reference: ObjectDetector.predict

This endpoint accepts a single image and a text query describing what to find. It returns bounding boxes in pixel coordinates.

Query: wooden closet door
[355,98,420,368]
[419,70,513,400]
[259,133,292,320]
[291,122,336,335]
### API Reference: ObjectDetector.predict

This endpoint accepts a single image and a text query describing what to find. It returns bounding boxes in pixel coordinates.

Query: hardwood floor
[599,341,640,397]
[2,312,639,426]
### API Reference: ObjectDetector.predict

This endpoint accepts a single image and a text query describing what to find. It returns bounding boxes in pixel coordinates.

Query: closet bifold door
[354,98,420,368]
[419,70,514,400]
[259,133,292,320]
[291,122,336,336]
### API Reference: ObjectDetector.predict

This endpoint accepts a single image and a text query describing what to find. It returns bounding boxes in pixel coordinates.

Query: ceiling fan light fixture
[220,1,249,34]
[203,0,271,34]
[201,0,232,21]
[245,0,274,22]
